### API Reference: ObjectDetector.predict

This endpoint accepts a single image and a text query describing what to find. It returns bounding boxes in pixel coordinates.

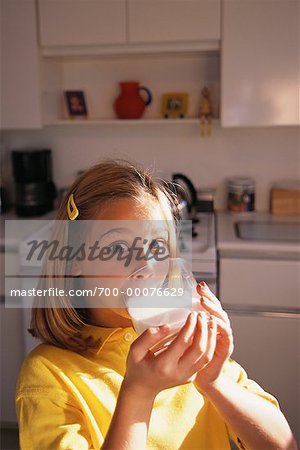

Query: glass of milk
[122,258,205,352]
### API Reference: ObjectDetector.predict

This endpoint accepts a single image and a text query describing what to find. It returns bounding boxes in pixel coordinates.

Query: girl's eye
[149,239,169,255]
[108,241,130,254]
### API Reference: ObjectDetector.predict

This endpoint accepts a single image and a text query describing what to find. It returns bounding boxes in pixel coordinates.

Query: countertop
[1,210,56,252]
[1,210,300,259]
[217,211,300,259]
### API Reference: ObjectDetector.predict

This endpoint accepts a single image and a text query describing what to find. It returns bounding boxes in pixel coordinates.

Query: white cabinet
[128,0,220,43]
[0,303,24,424]
[219,255,300,442]
[38,0,220,50]
[37,0,221,126]
[219,257,300,309]
[1,0,42,129]
[0,249,24,424]
[38,0,127,47]
[229,313,299,444]
[221,0,300,127]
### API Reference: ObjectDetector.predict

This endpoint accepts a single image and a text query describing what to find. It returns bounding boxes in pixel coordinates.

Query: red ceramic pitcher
[114,81,152,119]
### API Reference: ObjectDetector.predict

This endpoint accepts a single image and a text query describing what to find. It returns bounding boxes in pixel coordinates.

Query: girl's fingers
[196,282,222,308]
[198,316,217,364]
[131,325,170,361]
[178,312,208,368]
[157,312,197,362]
[200,296,230,325]
[211,316,234,357]
[179,314,218,376]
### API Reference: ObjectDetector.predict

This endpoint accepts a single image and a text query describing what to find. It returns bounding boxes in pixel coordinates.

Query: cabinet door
[228,313,300,444]
[128,0,220,43]
[219,257,300,310]
[38,0,126,47]
[1,0,42,129]
[0,303,24,423]
[221,0,299,126]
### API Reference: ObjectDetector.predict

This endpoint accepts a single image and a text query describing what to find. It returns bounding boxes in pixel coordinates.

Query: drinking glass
[122,257,205,352]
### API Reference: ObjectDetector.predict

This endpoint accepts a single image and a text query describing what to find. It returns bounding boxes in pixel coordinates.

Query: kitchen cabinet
[1,0,42,129]
[0,303,24,424]
[35,0,221,126]
[229,313,299,445]
[3,0,220,128]
[38,0,220,53]
[219,256,300,443]
[221,0,299,126]
[0,215,56,424]
[219,257,300,310]
[128,0,220,43]
[38,0,127,47]
[0,247,24,424]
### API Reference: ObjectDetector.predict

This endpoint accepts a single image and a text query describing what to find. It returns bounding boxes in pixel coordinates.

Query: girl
[16,159,296,450]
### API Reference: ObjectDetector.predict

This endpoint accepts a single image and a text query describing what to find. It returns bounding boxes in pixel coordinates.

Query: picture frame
[64,90,88,119]
[161,93,189,119]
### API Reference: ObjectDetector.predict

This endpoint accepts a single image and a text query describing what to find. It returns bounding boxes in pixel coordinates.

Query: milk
[126,295,202,336]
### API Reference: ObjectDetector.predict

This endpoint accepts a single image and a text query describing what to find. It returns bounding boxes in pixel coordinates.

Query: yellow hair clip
[67,193,79,220]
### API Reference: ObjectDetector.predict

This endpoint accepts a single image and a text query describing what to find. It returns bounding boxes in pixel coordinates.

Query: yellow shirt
[16,324,279,450]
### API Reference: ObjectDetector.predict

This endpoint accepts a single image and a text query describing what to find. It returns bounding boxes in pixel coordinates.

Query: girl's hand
[193,282,234,394]
[123,311,212,399]
[123,282,233,399]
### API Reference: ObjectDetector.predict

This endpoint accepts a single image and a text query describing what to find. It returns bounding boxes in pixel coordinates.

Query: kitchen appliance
[157,171,217,293]
[12,149,57,217]
[0,186,11,214]
[172,173,198,220]
[196,188,215,213]
[166,173,201,239]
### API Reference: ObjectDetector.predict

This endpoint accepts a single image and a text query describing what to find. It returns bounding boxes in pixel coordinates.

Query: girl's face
[77,196,170,328]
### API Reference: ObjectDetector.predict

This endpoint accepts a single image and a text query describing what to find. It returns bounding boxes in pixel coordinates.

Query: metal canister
[227,177,255,213]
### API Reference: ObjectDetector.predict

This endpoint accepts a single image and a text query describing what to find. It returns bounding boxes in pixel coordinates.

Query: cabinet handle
[224,306,300,319]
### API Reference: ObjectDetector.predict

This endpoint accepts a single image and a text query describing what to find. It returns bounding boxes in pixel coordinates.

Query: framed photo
[161,93,189,118]
[64,91,88,119]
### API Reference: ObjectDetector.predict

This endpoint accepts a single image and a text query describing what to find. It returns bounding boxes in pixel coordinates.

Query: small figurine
[200,87,213,136]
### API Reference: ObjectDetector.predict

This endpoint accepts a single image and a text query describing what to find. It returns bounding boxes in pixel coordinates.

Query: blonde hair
[28,159,179,352]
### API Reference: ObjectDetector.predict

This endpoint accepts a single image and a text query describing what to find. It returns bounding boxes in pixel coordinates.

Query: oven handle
[192,272,216,284]
[192,272,217,295]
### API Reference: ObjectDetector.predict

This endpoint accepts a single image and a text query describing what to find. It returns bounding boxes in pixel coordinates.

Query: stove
[178,212,217,294]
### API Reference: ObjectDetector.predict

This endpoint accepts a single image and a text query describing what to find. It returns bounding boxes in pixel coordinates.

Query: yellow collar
[79,323,138,354]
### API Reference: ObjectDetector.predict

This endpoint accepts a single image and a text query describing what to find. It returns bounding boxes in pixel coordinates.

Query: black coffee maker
[12,149,57,217]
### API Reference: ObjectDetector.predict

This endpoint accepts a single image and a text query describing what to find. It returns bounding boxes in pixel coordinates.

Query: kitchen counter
[217,211,300,259]
[0,210,57,252]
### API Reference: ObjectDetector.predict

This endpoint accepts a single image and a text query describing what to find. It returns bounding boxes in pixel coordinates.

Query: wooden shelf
[45,118,219,126]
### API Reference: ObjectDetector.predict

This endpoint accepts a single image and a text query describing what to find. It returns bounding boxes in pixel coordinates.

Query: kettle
[171,173,198,221]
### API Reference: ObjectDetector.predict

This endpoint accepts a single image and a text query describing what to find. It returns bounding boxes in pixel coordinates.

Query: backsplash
[1,123,299,212]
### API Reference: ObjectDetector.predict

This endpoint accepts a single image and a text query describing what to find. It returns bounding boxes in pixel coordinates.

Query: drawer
[219,257,300,309]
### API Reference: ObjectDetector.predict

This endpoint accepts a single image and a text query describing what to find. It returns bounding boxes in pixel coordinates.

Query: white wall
[2,124,299,212]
